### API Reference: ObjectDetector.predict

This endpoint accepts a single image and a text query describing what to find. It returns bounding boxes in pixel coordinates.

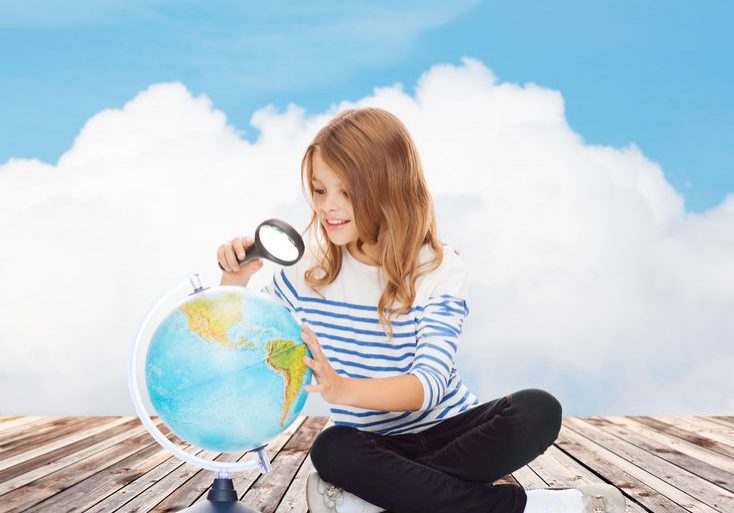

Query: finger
[301,332,319,357]
[305,332,322,356]
[225,242,240,271]
[301,339,315,361]
[303,355,318,370]
[309,341,322,360]
[220,244,234,273]
[217,245,226,270]
[311,358,323,373]
[234,236,247,262]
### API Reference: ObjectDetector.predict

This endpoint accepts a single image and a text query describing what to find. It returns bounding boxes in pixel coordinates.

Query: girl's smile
[324,219,350,230]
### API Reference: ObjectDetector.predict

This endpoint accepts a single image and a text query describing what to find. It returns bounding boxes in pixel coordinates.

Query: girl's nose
[323,193,341,211]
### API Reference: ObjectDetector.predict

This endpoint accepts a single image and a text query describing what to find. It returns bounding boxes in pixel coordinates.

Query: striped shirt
[260,242,480,436]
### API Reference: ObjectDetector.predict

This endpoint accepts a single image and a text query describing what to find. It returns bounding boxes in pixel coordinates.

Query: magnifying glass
[218,218,305,270]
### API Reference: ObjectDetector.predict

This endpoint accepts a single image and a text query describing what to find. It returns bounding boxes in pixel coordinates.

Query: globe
[144,285,312,453]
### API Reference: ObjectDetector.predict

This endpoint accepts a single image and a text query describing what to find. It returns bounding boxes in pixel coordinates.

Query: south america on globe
[145,286,312,453]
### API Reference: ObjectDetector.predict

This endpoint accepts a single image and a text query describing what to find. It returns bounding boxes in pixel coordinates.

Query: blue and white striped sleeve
[409,254,471,411]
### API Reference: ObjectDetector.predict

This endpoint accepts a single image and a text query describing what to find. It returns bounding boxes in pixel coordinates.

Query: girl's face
[310,150,359,247]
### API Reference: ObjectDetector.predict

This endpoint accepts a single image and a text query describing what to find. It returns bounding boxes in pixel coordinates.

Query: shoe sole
[578,483,626,513]
[306,472,326,513]
[525,483,626,513]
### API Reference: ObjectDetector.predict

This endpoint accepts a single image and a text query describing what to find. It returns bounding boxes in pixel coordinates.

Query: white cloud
[1,57,732,417]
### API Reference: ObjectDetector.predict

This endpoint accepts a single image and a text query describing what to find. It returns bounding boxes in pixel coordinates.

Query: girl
[217,108,625,513]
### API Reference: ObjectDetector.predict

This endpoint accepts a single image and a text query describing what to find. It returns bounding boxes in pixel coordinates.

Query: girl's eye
[313,188,349,198]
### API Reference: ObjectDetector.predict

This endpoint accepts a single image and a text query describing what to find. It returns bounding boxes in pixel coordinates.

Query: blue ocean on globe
[145,286,312,453]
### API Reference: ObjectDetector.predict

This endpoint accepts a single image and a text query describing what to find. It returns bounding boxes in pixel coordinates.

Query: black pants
[309,388,563,513]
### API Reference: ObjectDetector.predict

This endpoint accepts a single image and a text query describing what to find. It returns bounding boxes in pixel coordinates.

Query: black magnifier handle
[217,241,264,271]
[218,218,305,271]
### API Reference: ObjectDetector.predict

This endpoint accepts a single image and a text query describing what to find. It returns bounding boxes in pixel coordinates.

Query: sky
[2,1,733,212]
[0,2,732,418]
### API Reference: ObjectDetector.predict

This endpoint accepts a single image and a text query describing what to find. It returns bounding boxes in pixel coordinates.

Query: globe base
[179,501,261,513]
[178,478,263,513]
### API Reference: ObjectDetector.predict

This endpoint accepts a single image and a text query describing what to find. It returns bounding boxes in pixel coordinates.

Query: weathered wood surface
[0,415,732,512]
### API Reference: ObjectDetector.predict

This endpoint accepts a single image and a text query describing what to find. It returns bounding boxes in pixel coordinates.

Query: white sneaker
[526,483,626,513]
[306,471,384,513]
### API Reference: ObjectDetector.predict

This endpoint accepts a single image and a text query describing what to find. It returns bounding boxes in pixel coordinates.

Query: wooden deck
[0,415,732,512]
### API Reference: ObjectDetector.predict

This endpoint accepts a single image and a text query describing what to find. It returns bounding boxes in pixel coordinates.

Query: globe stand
[179,477,254,512]
[179,477,255,513]
[178,443,270,513]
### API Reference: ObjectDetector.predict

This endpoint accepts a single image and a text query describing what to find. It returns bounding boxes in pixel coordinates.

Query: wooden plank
[228,416,311,505]
[0,417,143,494]
[229,416,319,506]
[0,416,47,437]
[0,416,99,451]
[705,417,734,429]
[588,416,734,497]
[241,416,327,513]
[522,433,646,511]
[104,448,221,513]
[566,416,733,512]
[557,424,690,513]
[21,430,185,513]
[0,419,166,513]
[510,464,548,489]
[630,416,734,460]
[664,416,734,448]
[6,416,734,512]
[141,416,309,513]
[146,450,247,510]
[273,418,333,513]
[598,416,734,475]
[190,416,313,509]
[0,417,119,461]
[524,442,648,513]
[0,416,134,476]
[526,444,599,488]
[119,416,305,513]
[84,445,206,513]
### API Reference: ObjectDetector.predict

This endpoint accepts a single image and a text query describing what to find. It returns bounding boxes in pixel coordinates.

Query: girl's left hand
[300,323,345,404]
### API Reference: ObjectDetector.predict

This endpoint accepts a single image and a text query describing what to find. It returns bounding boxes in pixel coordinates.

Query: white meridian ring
[128,275,269,474]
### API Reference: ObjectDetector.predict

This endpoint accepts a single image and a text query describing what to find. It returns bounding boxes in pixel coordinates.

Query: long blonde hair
[300,107,444,340]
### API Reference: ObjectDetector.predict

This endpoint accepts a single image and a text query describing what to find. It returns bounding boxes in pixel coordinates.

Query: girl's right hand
[217,235,264,286]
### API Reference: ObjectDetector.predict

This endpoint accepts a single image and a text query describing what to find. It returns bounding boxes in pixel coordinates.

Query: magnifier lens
[260,225,299,262]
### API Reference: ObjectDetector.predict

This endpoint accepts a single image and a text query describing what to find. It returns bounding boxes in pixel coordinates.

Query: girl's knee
[511,388,563,444]
[309,425,359,480]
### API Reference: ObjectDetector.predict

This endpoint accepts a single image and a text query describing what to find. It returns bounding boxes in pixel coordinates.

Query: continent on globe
[181,292,255,349]
[265,339,309,425]
[145,286,312,453]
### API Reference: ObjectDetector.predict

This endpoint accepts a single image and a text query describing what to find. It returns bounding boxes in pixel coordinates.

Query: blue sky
[1,0,732,212]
